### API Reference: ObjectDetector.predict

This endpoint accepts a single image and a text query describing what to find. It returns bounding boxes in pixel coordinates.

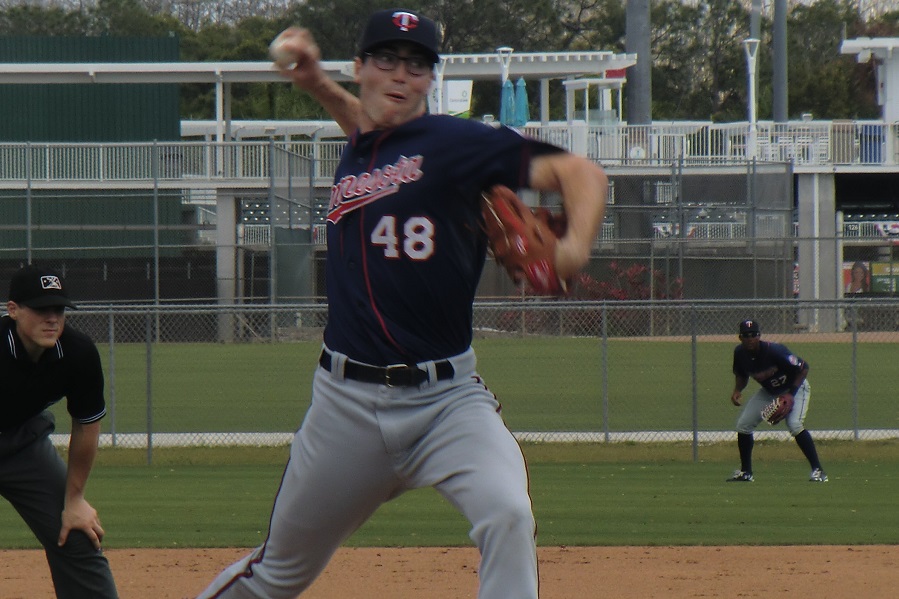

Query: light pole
[743,38,760,159]
[497,47,515,125]
[497,46,513,83]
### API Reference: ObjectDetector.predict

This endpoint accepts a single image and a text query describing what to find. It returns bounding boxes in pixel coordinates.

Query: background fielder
[728,319,828,483]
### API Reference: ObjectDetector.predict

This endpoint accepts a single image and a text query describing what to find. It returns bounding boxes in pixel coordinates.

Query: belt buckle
[384,363,408,388]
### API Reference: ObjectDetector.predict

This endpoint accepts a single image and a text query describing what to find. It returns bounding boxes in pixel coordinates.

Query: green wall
[0,36,179,142]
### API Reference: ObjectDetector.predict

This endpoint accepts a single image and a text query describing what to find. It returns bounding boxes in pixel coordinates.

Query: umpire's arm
[528,153,608,280]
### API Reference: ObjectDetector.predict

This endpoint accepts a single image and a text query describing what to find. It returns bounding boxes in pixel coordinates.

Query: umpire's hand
[730,390,743,406]
[59,497,105,550]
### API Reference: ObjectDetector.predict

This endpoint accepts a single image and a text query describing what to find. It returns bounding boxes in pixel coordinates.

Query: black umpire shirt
[0,314,106,433]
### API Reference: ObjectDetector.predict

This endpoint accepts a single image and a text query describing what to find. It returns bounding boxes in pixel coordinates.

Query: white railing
[239,224,271,246]
[0,140,347,185]
[0,120,897,186]
[842,220,899,238]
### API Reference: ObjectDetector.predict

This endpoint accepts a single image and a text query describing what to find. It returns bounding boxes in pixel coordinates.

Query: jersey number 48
[371,215,435,260]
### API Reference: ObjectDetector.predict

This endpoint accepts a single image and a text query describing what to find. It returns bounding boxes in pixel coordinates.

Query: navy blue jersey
[0,314,106,431]
[732,340,808,395]
[324,114,563,365]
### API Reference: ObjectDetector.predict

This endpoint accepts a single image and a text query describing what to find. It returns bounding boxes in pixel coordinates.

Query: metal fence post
[268,139,277,338]
[850,303,859,440]
[748,159,759,297]
[601,302,610,443]
[26,142,33,263]
[690,305,699,462]
[145,312,153,465]
[520,286,526,335]
[152,140,161,341]
[108,312,117,447]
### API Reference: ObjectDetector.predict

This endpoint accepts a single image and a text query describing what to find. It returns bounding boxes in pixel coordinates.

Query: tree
[650,0,750,121]
[0,0,892,122]
[87,0,182,36]
[0,5,90,35]
[787,0,874,119]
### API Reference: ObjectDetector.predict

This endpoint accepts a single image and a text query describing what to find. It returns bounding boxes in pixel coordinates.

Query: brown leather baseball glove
[481,184,568,295]
[761,394,794,425]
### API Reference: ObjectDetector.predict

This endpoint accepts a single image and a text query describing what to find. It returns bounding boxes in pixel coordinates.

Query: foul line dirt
[2,545,898,598]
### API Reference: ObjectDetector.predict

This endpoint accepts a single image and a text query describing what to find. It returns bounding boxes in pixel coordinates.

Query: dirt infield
[2,545,898,598]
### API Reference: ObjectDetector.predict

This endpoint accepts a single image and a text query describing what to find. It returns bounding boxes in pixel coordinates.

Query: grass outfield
[1,441,897,549]
[46,337,899,434]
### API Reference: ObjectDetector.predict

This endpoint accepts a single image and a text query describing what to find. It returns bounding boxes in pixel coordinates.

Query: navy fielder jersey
[0,314,106,432]
[732,340,808,395]
[324,114,564,365]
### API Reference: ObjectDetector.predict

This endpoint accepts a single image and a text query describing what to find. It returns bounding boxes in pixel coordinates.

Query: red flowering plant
[572,261,684,301]
[561,261,685,336]
[495,261,683,335]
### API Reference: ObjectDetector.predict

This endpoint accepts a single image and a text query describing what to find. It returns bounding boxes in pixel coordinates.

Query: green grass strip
[1,441,896,549]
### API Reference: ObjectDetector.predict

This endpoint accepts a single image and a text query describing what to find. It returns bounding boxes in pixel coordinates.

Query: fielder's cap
[358,8,441,64]
[739,319,760,335]
[8,265,77,309]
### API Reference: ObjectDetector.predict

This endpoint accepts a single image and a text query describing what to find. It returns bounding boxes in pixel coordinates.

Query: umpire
[0,265,118,598]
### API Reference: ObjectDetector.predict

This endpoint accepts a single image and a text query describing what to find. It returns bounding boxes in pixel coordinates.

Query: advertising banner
[870,261,899,293]
[843,260,871,294]
[428,80,473,118]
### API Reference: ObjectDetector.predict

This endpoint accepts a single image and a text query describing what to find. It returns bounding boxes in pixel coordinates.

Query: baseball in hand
[269,32,297,68]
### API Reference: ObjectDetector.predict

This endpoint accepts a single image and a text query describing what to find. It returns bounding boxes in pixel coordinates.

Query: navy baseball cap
[8,265,77,309]
[738,319,760,336]
[358,8,441,64]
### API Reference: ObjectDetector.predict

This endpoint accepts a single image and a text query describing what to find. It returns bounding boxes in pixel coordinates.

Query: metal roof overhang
[0,61,355,84]
[0,51,637,139]
[0,51,635,84]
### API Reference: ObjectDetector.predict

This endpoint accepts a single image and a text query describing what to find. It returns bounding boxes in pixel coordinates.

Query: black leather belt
[319,350,454,387]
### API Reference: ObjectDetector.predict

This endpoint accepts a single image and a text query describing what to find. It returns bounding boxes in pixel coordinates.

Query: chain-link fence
[46,299,898,462]
[2,151,896,461]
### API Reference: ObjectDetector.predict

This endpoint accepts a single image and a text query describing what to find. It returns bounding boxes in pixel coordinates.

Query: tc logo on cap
[41,275,63,291]
[392,11,419,31]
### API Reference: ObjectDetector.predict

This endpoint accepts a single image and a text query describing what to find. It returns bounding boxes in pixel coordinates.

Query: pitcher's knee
[476,494,536,541]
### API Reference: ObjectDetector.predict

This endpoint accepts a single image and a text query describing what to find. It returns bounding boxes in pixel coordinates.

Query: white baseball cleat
[809,468,828,482]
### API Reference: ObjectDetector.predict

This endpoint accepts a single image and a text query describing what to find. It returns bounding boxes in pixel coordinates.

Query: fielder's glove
[761,394,794,425]
[481,184,568,295]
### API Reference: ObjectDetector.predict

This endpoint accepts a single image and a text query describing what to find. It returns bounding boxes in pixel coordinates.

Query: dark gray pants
[0,412,118,599]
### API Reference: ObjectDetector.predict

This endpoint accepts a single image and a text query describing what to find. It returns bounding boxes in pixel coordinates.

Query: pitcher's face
[355,43,434,132]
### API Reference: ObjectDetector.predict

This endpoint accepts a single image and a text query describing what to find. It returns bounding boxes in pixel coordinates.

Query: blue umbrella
[499,78,515,125]
[513,77,529,127]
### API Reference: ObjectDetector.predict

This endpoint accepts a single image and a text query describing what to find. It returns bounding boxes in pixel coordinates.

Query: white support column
[796,173,838,332]
[215,72,224,175]
[540,79,550,124]
[216,191,237,342]
[433,60,446,114]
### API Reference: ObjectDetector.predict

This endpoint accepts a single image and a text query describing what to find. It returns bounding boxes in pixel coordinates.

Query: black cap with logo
[358,8,441,64]
[8,265,77,309]
[738,319,760,336]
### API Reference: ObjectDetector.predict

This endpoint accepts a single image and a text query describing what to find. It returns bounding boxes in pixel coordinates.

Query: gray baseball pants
[196,346,538,599]
[0,411,118,599]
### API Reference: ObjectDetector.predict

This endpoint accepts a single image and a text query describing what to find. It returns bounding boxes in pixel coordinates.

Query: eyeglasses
[364,50,432,77]
[739,332,759,339]
[30,305,66,316]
